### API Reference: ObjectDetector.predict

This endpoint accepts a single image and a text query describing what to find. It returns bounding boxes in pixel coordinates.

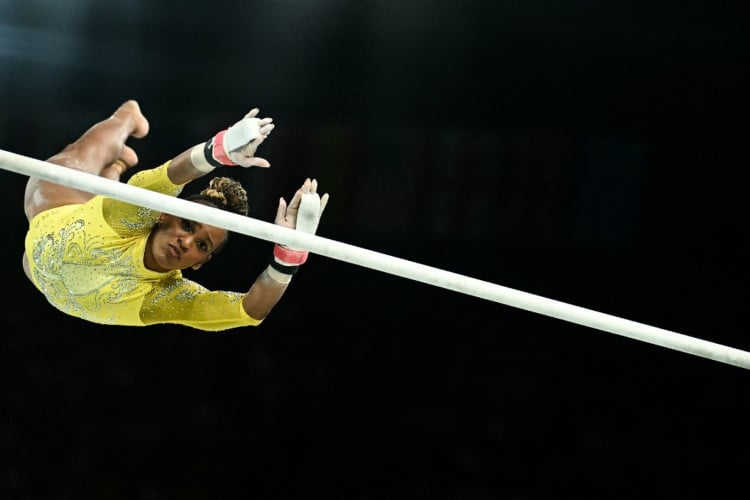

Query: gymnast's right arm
[165,107,276,186]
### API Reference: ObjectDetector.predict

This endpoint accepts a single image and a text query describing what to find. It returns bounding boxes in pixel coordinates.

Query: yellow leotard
[24,162,261,332]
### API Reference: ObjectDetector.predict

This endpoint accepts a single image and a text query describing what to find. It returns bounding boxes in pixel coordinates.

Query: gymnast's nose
[178,236,192,253]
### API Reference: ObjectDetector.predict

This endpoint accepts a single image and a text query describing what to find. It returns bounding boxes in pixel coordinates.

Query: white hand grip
[296,192,321,234]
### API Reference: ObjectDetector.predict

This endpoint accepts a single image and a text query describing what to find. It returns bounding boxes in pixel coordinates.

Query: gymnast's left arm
[241,178,329,320]
[164,107,276,185]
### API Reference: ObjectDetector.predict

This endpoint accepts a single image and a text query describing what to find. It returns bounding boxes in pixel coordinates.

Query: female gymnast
[21,100,328,332]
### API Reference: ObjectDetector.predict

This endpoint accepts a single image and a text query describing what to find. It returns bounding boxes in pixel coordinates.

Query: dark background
[1,1,749,498]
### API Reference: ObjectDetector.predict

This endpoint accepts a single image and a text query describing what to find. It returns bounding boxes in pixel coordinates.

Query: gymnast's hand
[207,108,275,168]
[275,178,329,236]
[271,178,329,270]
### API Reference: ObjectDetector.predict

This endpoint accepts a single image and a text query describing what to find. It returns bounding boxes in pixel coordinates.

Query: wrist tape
[269,258,299,275]
[204,129,234,167]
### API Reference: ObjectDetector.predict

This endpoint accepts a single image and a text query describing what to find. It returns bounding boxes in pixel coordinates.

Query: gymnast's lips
[168,244,180,259]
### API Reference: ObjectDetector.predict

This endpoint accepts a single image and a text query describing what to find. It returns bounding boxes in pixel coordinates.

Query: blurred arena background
[1,1,748,498]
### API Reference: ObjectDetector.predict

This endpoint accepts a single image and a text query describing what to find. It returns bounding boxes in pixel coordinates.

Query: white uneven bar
[2,148,749,370]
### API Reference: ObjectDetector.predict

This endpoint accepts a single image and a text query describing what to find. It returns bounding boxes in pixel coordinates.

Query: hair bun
[188,176,249,216]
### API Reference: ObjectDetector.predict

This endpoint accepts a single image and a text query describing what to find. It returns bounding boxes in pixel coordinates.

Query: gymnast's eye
[181,219,210,252]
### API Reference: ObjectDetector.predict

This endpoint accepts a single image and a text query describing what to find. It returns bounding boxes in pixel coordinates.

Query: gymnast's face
[144,213,228,272]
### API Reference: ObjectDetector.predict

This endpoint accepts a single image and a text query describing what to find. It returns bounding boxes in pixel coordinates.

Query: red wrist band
[210,129,234,166]
[273,243,309,265]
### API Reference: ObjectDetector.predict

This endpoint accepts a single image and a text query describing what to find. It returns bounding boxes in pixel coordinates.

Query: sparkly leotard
[24,162,261,331]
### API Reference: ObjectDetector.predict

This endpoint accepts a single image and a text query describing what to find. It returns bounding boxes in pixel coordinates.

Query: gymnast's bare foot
[112,99,150,139]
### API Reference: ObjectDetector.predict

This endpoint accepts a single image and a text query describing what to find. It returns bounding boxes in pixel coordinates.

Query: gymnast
[21,100,328,331]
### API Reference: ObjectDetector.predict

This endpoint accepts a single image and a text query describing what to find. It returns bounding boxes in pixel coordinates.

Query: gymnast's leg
[23,99,150,222]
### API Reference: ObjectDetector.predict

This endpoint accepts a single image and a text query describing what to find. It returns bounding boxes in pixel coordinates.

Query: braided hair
[186,176,249,216]
[185,177,248,254]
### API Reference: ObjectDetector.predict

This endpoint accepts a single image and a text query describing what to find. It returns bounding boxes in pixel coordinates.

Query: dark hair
[186,176,249,216]
[185,176,248,254]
